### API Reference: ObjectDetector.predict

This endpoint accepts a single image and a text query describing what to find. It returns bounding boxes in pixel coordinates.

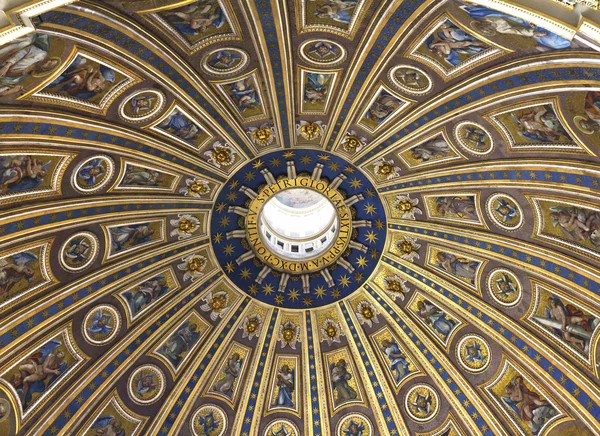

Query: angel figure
[410,138,451,162]
[501,375,557,435]
[411,391,432,415]
[365,91,401,124]
[512,105,566,142]
[0,155,51,194]
[90,415,125,436]
[135,371,157,396]
[435,251,479,284]
[77,158,106,186]
[270,425,291,436]
[109,224,154,252]
[197,411,220,434]
[200,290,230,321]
[425,21,488,67]
[548,205,600,248]
[0,251,38,301]
[381,339,410,383]
[157,110,203,144]
[312,0,357,24]
[163,0,225,36]
[273,365,295,408]
[123,275,169,315]
[304,73,329,104]
[10,339,66,408]
[160,320,200,366]
[228,77,260,112]
[416,299,456,338]
[465,341,485,364]
[343,420,365,436]
[544,296,596,351]
[576,91,600,134]
[212,353,242,397]
[308,41,338,59]
[494,273,518,299]
[130,94,156,114]
[49,55,115,100]
[89,309,112,338]
[495,198,518,223]
[209,50,241,69]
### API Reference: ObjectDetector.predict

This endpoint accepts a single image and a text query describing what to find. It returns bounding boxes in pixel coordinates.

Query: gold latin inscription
[246,177,352,273]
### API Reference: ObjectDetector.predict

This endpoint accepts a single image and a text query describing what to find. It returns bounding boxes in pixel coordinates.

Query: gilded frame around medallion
[484,97,590,154]
[21,46,141,115]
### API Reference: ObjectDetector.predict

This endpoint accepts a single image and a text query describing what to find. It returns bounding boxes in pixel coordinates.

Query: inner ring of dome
[259,188,338,260]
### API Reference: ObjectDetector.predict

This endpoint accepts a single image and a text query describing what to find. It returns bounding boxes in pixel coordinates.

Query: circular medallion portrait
[202,48,249,76]
[127,365,165,405]
[190,404,227,436]
[82,304,121,345]
[118,89,166,123]
[456,334,491,373]
[486,193,524,231]
[388,65,432,95]
[487,268,522,307]
[335,413,372,436]
[0,398,10,423]
[263,419,300,436]
[299,39,346,66]
[453,121,494,156]
[59,231,100,272]
[405,384,439,422]
[72,155,114,194]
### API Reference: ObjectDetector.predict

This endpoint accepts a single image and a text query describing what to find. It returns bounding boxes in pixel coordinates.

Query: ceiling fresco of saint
[0,0,600,434]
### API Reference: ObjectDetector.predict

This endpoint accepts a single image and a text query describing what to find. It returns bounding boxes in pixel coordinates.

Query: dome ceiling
[0,0,600,435]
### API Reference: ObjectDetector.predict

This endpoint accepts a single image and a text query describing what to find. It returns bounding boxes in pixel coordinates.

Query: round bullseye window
[259,188,338,260]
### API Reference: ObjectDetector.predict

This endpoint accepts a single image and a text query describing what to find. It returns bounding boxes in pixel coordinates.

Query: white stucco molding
[0,0,75,46]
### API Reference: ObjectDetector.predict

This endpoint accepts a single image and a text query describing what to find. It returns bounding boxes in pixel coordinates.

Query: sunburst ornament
[180,178,211,198]
[240,313,263,340]
[355,301,379,327]
[279,320,301,349]
[396,236,421,262]
[248,124,275,147]
[204,141,237,168]
[296,120,325,140]
[342,130,367,153]
[383,274,411,301]
[178,253,208,281]
[170,214,200,239]
[372,157,401,180]
[321,318,343,346]
[393,194,422,220]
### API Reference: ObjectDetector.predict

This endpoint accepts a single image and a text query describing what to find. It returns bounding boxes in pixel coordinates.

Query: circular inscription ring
[246,177,352,274]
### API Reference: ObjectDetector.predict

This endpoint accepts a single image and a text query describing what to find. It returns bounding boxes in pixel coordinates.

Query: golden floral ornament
[396,235,421,262]
[279,320,301,349]
[393,194,422,220]
[342,130,367,154]
[320,318,343,346]
[180,178,211,198]
[204,141,237,168]
[178,253,208,281]
[170,214,200,240]
[296,120,326,140]
[240,313,263,340]
[372,157,401,180]
[355,301,380,327]
[200,290,230,321]
[248,124,276,147]
[383,274,411,301]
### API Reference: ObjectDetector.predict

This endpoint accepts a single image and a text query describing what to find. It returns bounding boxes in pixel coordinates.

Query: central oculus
[260,187,338,259]
[246,177,352,273]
